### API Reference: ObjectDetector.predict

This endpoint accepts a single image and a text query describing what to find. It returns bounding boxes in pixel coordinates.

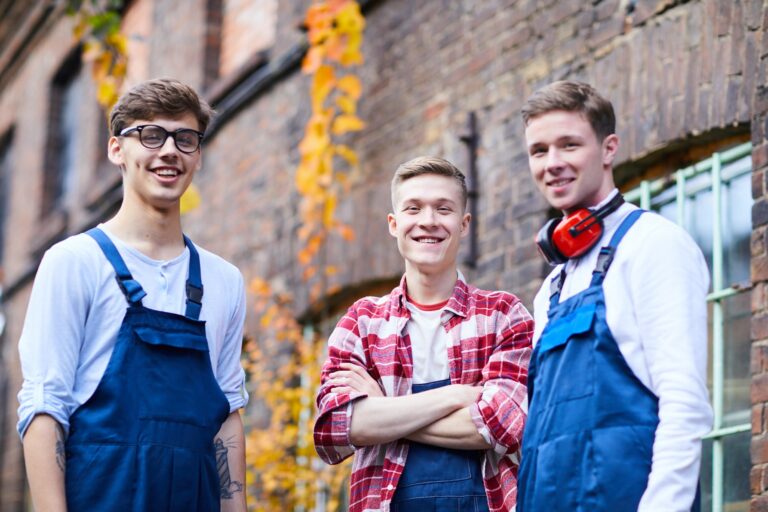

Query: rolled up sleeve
[470,299,533,455]
[17,245,90,439]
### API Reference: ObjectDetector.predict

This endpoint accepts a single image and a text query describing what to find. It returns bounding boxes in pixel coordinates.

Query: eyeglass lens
[140,126,200,153]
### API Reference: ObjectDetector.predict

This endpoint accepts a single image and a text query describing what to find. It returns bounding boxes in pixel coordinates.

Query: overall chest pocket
[535,304,597,406]
[132,325,227,429]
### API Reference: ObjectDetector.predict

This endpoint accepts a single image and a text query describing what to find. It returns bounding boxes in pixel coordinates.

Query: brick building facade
[0,0,763,510]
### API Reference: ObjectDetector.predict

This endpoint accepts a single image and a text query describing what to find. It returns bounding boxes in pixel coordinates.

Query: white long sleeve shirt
[17,226,249,439]
[532,191,713,512]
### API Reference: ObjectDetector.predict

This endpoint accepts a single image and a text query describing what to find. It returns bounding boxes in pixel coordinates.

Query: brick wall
[0,0,766,510]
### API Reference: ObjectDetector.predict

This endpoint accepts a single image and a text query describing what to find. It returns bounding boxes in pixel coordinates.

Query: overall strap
[589,209,645,287]
[86,228,147,305]
[548,267,567,309]
[183,235,204,320]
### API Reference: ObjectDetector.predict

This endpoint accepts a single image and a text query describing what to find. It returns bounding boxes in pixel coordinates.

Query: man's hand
[329,363,384,396]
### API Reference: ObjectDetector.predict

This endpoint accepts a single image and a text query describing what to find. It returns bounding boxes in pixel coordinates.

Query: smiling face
[388,173,470,276]
[108,113,202,212]
[525,109,618,215]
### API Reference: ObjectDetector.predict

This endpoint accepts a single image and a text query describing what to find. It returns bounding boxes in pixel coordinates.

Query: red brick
[755,255,768,282]
[752,494,768,512]
[753,372,768,403]
[752,465,764,494]
[753,434,768,465]
[755,404,766,434]
[756,317,768,342]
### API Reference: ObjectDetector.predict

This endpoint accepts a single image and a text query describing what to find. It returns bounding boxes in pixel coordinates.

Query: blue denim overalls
[64,228,230,511]
[518,210,700,511]
[390,378,489,512]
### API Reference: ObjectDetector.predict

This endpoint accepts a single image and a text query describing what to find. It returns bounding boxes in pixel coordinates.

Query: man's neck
[103,200,185,261]
[403,264,458,305]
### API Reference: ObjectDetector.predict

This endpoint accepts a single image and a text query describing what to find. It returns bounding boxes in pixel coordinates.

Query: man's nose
[418,208,438,226]
[158,134,179,156]
[545,148,564,170]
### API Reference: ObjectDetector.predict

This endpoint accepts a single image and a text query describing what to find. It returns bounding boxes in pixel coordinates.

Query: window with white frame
[624,141,752,512]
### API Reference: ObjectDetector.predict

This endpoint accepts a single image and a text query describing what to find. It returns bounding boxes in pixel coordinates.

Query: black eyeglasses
[119,124,204,154]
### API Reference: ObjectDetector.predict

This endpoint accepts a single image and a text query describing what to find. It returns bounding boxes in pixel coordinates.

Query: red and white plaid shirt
[314,274,533,511]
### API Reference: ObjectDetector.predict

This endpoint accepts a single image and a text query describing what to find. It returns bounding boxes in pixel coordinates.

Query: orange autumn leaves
[296,0,365,295]
[243,279,351,511]
[241,2,365,510]
[67,1,128,114]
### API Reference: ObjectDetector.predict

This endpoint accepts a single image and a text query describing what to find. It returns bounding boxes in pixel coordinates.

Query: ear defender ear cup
[536,218,568,265]
[535,194,626,265]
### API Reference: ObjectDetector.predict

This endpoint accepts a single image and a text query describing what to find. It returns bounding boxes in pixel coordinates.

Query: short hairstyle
[391,156,468,211]
[521,81,616,141]
[110,78,214,136]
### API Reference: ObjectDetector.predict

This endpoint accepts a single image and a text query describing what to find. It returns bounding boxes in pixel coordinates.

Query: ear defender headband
[536,193,625,266]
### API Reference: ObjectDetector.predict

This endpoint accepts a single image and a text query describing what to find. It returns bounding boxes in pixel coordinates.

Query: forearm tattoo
[214,436,243,499]
[55,425,65,473]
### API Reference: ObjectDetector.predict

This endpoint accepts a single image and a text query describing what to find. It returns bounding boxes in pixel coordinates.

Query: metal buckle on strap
[593,247,616,275]
[186,283,204,304]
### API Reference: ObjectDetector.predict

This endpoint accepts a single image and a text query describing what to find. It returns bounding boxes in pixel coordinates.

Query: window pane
[0,134,11,263]
[723,430,751,511]
[58,68,85,204]
[701,438,713,512]
[722,167,752,286]
[722,293,751,427]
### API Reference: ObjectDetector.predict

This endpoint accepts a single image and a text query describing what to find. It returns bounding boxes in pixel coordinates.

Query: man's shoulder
[43,232,103,266]
[462,283,525,314]
[349,291,396,315]
[190,241,243,283]
[626,210,703,256]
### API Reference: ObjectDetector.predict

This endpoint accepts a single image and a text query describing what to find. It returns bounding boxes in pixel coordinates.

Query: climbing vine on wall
[242,1,365,510]
[66,0,128,113]
[243,279,351,511]
[296,0,366,299]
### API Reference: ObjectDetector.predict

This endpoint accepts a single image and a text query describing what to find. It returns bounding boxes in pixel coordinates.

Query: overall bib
[65,228,230,512]
[518,210,699,512]
[390,379,489,512]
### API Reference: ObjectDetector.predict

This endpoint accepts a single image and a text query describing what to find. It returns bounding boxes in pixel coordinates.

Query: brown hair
[110,78,214,136]
[521,81,615,141]
[391,156,468,210]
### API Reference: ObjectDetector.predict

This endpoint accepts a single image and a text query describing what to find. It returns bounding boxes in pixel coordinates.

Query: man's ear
[107,136,124,168]
[460,212,471,238]
[387,213,397,237]
[602,133,619,168]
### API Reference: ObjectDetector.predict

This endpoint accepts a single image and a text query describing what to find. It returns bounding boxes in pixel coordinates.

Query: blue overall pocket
[132,324,228,429]
[535,303,596,405]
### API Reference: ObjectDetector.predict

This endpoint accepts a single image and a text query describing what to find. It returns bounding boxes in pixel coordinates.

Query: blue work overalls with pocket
[64,228,230,512]
[518,210,700,512]
[390,378,489,512]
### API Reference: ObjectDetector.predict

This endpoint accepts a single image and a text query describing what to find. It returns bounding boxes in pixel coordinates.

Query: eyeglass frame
[118,124,205,154]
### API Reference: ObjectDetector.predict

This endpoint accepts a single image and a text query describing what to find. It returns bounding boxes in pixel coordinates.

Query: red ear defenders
[535,194,625,266]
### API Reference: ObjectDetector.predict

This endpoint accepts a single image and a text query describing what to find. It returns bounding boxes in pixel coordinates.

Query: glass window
[625,142,752,512]
[43,51,85,216]
[0,130,12,264]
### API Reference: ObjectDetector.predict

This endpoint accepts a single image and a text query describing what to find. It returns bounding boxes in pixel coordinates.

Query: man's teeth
[418,238,440,244]
[550,178,571,186]
[155,169,178,177]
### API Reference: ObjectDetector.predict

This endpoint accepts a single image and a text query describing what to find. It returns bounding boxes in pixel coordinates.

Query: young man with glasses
[18,78,248,511]
[314,157,533,511]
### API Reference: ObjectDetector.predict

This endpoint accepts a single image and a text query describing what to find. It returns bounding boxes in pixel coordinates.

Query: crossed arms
[331,362,489,449]
[313,296,533,463]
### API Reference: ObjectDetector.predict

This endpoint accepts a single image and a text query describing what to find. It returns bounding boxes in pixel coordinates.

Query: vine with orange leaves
[66,0,128,113]
[241,1,365,511]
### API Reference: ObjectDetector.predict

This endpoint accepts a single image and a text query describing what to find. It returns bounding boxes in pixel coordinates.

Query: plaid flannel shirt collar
[390,270,470,319]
